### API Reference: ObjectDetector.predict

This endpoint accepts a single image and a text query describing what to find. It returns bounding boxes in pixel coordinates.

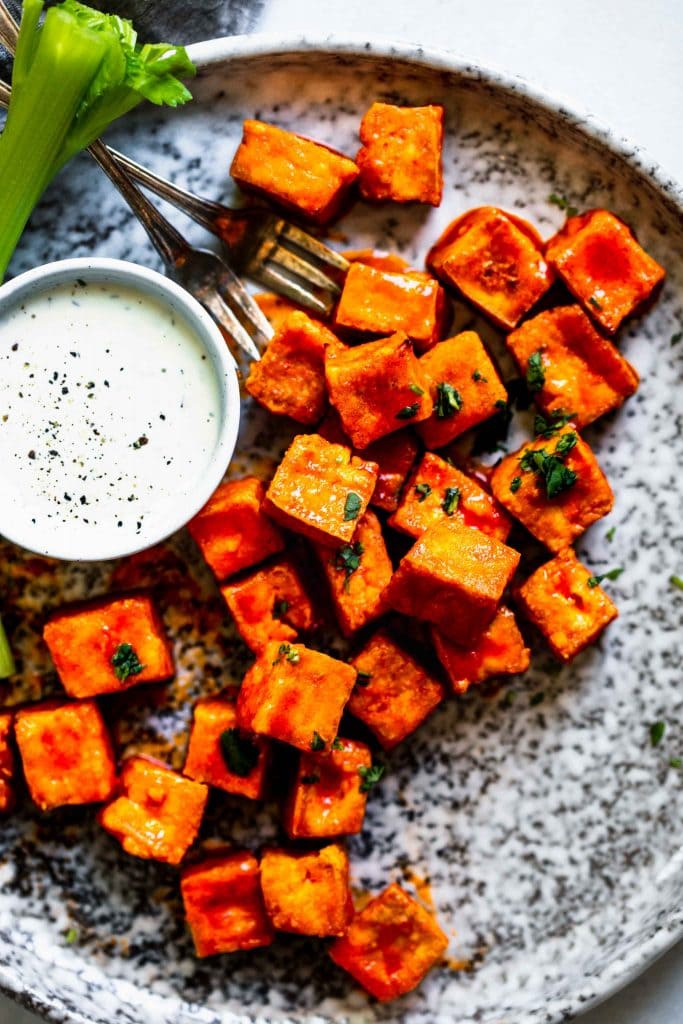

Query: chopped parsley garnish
[534,409,576,438]
[111,642,145,681]
[525,350,545,393]
[672,331,683,347]
[670,757,682,770]
[273,643,300,666]
[519,432,578,499]
[548,193,579,217]
[650,721,666,747]
[334,541,364,591]
[606,526,616,542]
[589,296,602,310]
[442,486,461,516]
[502,689,517,707]
[301,773,320,785]
[358,763,384,793]
[510,476,522,493]
[587,567,624,588]
[415,482,432,502]
[671,575,683,591]
[331,738,344,750]
[220,729,260,777]
[529,692,545,706]
[64,927,79,945]
[396,403,420,420]
[435,382,463,419]
[355,670,372,687]
[343,492,362,521]
[409,383,425,395]
[555,432,578,456]
[131,435,149,449]
[472,369,488,383]
[273,599,289,619]
[311,731,326,751]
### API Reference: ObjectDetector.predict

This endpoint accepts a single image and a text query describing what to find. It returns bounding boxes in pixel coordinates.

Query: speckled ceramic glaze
[0,35,682,1024]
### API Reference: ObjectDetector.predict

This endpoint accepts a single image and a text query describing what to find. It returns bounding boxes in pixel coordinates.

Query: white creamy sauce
[0,279,222,559]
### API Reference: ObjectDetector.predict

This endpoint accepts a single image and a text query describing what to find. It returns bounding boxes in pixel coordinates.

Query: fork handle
[89,141,191,271]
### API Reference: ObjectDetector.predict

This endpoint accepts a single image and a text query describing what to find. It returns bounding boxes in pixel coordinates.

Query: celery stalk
[0,616,15,679]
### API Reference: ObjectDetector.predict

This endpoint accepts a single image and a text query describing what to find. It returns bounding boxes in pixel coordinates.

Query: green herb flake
[355,670,372,687]
[472,370,488,383]
[530,692,545,707]
[519,433,578,499]
[415,482,432,502]
[650,721,666,747]
[510,476,522,493]
[273,599,289,620]
[671,575,683,592]
[589,296,603,311]
[502,689,517,707]
[587,567,624,588]
[220,728,260,777]
[409,383,425,395]
[534,409,576,438]
[606,526,616,542]
[301,773,320,785]
[335,541,364,591]
[525,350,546,393]
[396,402,420,420]
[343,492,362,521]
[311,731,326,752]
[548,193,579,217]
[442,486,461,516]
[273,642,300,666]
[669,757,682,770]
[435,382,463,419]
[671,331,683,347]
[111,642,145,681]
[331,738,344,750]
[358,763,385,793]
[64,927,79,946]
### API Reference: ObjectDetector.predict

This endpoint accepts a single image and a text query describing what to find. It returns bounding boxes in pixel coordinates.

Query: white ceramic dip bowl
[0,257,241,561]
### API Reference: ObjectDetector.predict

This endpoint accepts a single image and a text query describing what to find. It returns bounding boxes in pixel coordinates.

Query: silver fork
[0,2,348,318]
[0,75,269,363]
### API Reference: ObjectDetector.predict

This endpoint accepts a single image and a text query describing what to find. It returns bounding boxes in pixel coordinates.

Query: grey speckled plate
[1,34,682,1024]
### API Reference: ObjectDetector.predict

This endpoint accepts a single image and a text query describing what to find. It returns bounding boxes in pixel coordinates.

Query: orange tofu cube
[43,593,173,700]
[230,119,359,224]
[349,631,445,749]
[284,737,372,839]
[0,713,15,814]
[515,548,618,661]
[385,518,520,645]
[356,102,444,206]
[316,511,393,637]
[254,292,304,332]
[545,209,666,334]
[236,641,357,752]
[417,331,508,449]
[187,477,285,582]
[364,431,420,512]
[220,555,315,653]
[183,698,270,800]
[490,427,614,553]
[432,605,530,695]
[388,451,511,543]
[506,306,639,428]
[181,851,274,956]
[335,263,448,350]
[261,843,352,937]
[246,311,335,425]
[15,700,116,811]
[330,883,448,1001]
[427,207,554,330]
[264,433,378,545]
[325,332,433,449]
[99,756,207,865]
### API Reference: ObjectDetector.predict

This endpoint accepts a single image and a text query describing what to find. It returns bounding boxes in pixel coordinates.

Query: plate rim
[2,30,682,1024]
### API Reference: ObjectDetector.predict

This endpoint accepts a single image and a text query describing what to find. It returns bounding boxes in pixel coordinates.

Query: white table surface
[1,0,682,1021]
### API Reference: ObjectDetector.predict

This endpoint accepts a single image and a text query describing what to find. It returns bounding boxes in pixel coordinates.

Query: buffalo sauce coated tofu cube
[389,451,511,542]
[261,843,352,937]
[181,851,274,956]
[349,631,445,749]
[0,713,15,814]
[264,434,378,545]
[245,310,335,425]
[325,332,433,449]
[364,431,420,512]
[545,209,665,334]
[220,555,315,653]
[43,593,173,699]
[515,548,618,661]
[356,102,444,206]
[183,699,270,800]
[15,700,116,811]
[230,119,359,224]
[384,518,520,645]
[187,477,285,582]
[417,331,507,449]
[427,207,554,330]
[254,292,304,332]
[490,427,613,553]
[316,511,393,637]
[284,738,372,838]
[99,756,207,865]
[236,641,356,752]
[432,605,530,695]
[329,883,448,1001]
[334,263,448,350]
[506,306,639,428]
